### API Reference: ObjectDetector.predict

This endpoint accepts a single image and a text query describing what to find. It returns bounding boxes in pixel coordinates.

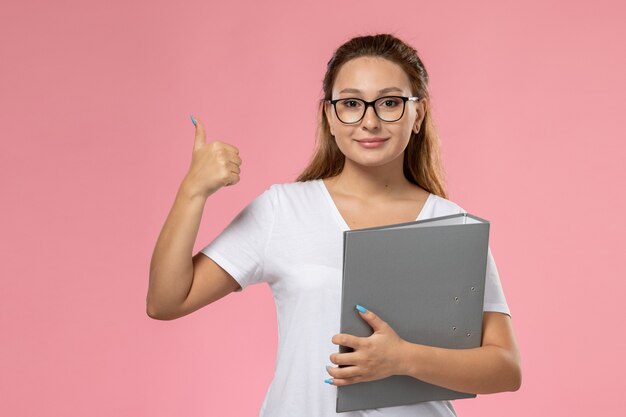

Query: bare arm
[327,307,521,394]
[400,312,522,394]
[146,117,243,320]
[147,182,237,320]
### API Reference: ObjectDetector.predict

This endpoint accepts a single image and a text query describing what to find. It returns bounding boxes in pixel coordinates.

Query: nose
[361,103,381,130]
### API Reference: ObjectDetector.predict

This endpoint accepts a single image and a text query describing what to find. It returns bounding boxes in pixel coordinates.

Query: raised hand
[183,115,243,199]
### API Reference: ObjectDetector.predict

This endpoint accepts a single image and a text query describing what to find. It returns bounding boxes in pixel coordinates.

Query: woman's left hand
[327,305,408,386]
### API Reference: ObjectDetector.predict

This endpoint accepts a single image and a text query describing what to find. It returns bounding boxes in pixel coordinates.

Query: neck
[329,155,411,200]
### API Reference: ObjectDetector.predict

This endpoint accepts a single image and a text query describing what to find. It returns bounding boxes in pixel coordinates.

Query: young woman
[147,33,521,417]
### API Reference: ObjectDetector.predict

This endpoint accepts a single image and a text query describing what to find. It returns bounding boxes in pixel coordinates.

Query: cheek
[391,123,414,141]
[334,125,356,140]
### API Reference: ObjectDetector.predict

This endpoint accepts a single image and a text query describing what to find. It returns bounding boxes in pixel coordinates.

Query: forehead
[333,56,411,96]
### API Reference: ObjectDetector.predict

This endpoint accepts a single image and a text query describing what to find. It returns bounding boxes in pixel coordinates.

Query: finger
[326,375,363,386]
[224,171,240,186]
[221,142,240,155]
[227,160,241,174]
[327,364,362,380]
[193,117,207,151]
[331,333,363,349]
[329,351,359,366]
[226,153,242,167]
[356,304,387,333]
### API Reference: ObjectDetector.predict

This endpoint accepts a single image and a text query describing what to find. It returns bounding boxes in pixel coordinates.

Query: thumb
[191,114,206,150]
[356,304,386,333]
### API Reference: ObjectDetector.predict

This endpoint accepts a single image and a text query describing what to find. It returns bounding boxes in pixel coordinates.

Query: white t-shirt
[200,179,511,417]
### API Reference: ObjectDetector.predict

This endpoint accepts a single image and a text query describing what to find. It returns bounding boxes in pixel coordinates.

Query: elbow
[146,303,176,321]
[146,293,161,319]
[146,289,177,320]
[509,363,522,392]
[487,348,522,394]
[499,344,522,393]
[502,354,522,392]
[147,310,175,321]
[146,304,162,320]
[478,365,521,395]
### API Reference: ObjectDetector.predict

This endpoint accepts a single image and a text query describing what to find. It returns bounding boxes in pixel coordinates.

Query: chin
[346,155,394,167]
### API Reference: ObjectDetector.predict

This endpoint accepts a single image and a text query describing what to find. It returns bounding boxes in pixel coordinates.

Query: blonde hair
[295,33,448,199]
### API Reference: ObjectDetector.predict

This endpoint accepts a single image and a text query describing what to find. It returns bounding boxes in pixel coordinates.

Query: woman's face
[324,56,425,169]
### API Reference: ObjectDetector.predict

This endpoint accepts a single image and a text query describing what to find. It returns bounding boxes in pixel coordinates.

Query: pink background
[1,0,624,416]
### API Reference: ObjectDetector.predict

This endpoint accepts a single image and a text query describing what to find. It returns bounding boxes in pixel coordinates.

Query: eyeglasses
[326,95,420,124]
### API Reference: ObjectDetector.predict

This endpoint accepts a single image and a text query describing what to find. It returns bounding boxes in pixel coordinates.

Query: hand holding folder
[336,212,490,413]
[330,303,409,385]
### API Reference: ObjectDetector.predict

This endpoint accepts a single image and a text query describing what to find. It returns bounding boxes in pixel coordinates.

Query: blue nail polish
[324,378,333,384]
[326,365,330,373]
[356,304,367,313]
[190,114,197,127]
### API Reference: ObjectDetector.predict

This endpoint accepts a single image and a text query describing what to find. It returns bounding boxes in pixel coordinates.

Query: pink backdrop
[1,0,624,416]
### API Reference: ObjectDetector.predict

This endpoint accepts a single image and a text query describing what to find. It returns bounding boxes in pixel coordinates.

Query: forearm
[399,340,522,395]
[147,178,208,316]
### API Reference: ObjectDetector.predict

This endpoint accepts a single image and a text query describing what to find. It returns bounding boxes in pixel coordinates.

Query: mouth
[355,137,390,143]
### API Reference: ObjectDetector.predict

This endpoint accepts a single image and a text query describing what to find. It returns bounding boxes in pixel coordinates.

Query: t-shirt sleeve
[483,246,511,317]
[199,185,276,292]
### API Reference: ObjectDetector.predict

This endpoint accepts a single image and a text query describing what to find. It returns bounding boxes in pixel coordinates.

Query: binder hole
[454,296,459,301]
[452,326,457,331]
[471,287,475,291]
[466,333,471,337]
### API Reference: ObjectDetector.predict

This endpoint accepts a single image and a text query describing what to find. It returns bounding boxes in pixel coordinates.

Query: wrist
[178,179,210,202]
[398,340,425,379]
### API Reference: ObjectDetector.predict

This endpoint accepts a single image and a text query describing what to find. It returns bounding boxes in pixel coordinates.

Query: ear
[412,98,427,134]
[412,119,421,134]
[323,101,335,137]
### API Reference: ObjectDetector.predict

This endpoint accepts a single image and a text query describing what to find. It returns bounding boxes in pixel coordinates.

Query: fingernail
[326,365,330,373]
[190,114,197,127]
[356,304,367,313]
[324,378,333,384]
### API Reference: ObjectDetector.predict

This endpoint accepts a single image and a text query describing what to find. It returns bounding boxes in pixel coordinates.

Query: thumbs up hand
[182,115,242,199]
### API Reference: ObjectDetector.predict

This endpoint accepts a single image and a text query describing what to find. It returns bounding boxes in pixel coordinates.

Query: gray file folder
[336,212,490,413]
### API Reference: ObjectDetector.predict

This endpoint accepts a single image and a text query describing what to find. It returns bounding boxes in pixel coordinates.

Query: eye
[342,99,362,108]
[379,97,402,107]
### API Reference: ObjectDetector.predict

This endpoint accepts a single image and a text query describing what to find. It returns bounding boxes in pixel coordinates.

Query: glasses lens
[375,97,404,122]
[334,97,405,123]
[335,99,364,123]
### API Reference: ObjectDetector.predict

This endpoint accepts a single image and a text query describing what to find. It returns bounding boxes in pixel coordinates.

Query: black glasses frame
[326,95,421,124]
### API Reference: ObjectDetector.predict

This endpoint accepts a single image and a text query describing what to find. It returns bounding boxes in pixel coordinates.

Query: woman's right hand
[182,117,242,199]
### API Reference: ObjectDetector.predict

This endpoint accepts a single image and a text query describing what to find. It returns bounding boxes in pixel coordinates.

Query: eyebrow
[339,87,405,94]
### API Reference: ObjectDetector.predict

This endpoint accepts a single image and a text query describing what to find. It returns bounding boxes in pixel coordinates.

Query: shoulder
[427,193,467,216]
[264,179,322,206]
[268,180,319,192]
[267,179,322,196]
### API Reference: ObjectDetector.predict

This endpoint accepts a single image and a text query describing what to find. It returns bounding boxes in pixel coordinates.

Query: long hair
[295,33,448,199]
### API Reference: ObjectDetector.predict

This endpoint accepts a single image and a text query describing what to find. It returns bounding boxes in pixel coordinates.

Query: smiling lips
[355,138,389,149]
[355,137,389,143]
